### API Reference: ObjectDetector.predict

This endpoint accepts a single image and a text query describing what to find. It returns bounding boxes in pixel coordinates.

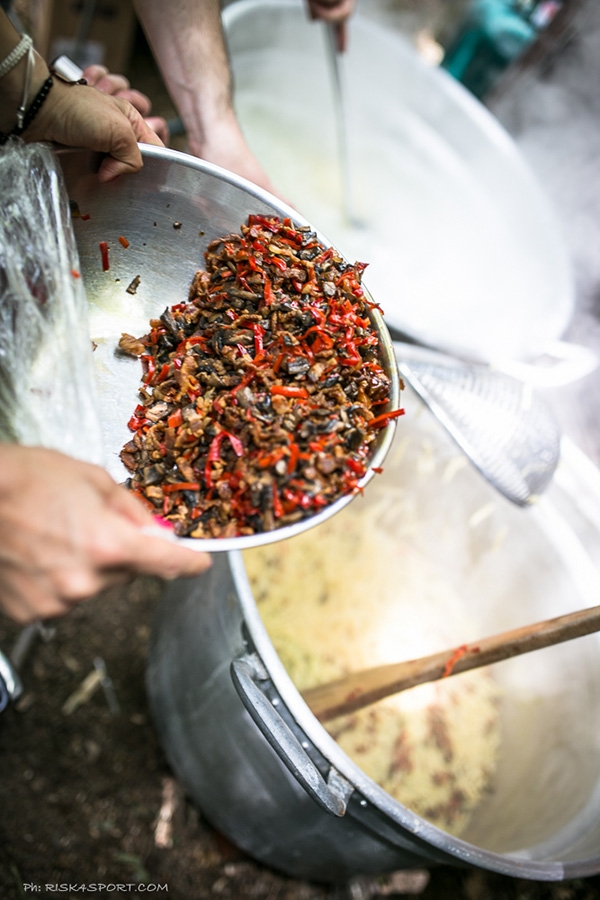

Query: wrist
[0,49,50,134]
[22,74,90,146]
[185,108,244,160]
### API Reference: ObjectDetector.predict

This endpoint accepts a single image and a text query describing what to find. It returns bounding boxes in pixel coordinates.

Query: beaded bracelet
[0,34,33,80]
[0,74,53,145]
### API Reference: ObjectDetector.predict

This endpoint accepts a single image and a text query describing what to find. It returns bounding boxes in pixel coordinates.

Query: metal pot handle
[231,653,352,818]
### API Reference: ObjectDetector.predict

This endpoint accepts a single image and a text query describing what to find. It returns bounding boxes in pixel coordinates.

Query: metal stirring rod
[324,23,360,226]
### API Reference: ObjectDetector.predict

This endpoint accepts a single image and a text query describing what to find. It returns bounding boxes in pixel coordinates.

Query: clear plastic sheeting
[0,139,103,464]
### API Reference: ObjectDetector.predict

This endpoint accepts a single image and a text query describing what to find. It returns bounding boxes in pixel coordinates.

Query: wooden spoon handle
[302,604,600,722]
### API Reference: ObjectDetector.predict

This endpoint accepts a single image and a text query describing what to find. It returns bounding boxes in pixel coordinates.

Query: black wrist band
[0,74,54,145]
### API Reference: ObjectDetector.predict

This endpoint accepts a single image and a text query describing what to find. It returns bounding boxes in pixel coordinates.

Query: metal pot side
[146,547,599,882]
[147,556,453,882]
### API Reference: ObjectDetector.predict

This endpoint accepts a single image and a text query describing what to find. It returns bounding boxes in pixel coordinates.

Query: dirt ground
[1,578,600,900]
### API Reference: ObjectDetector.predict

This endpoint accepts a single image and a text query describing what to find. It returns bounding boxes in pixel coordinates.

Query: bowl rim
[66,144,401,553]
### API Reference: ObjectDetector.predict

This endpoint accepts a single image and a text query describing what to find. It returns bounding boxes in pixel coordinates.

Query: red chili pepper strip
[162,482,201,493]
[287,442,300,474]
[141,355,156,384]
[268,255,287,272]
[127,415,147,432]
[258,447,285,469]
[205,431,245,487]
[283,487,313,510]
[252,323,265,355]
[176,335,207,354]
[272,485,283,518]
[99,240,109,271]
[338,341,362,366]
[231,371,255,394]
[305,306,327,326]
[368,408,406,429]
[301,341,315,363]
[271,385,309,399]
[313,246,333,265]
[131,489,156,513]
[168,409,183,429]
[442,645,469,678]
[71,269,80,278]
[248,214,279,232]
[371,466,384,474]
[346,457,366,476]
[149,327,166,345]
[156,363,171,383]
[272,353,285,375]
[231,370,255,394]
[118,235,130,248]
[303,326,334,348]
[263,276,275,304]
[224,432,244,457]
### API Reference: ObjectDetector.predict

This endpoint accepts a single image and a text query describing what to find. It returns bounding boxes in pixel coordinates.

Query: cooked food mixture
[119,214,398,538]
[244,492,502,836]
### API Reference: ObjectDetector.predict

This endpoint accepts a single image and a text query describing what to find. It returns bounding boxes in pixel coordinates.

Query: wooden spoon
[302,604,600,722]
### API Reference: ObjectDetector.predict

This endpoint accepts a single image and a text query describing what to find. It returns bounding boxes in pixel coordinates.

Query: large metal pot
[146,385,600,883]
[59,132,600,888]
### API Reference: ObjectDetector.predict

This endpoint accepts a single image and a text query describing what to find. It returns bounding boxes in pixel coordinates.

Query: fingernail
[153,515,174,530]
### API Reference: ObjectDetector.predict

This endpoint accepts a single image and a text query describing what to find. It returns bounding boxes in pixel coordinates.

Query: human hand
[82,64,170,144]
[25,71,164,182]
[0,11,162,180]
[305,0,356,52]
[0,446,211,624]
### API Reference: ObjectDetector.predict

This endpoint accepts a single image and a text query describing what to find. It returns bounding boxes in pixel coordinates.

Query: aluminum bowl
[58,145,399,552]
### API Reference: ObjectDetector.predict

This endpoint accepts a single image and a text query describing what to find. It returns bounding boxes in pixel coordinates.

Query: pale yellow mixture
[243,460,502,835]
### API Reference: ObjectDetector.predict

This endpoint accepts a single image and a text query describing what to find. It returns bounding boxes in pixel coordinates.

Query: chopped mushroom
[118,333,146,357]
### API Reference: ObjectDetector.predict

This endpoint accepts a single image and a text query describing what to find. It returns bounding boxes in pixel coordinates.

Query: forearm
[133,0,235,156]
[132,0,286,197]
[0,10,49,133]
